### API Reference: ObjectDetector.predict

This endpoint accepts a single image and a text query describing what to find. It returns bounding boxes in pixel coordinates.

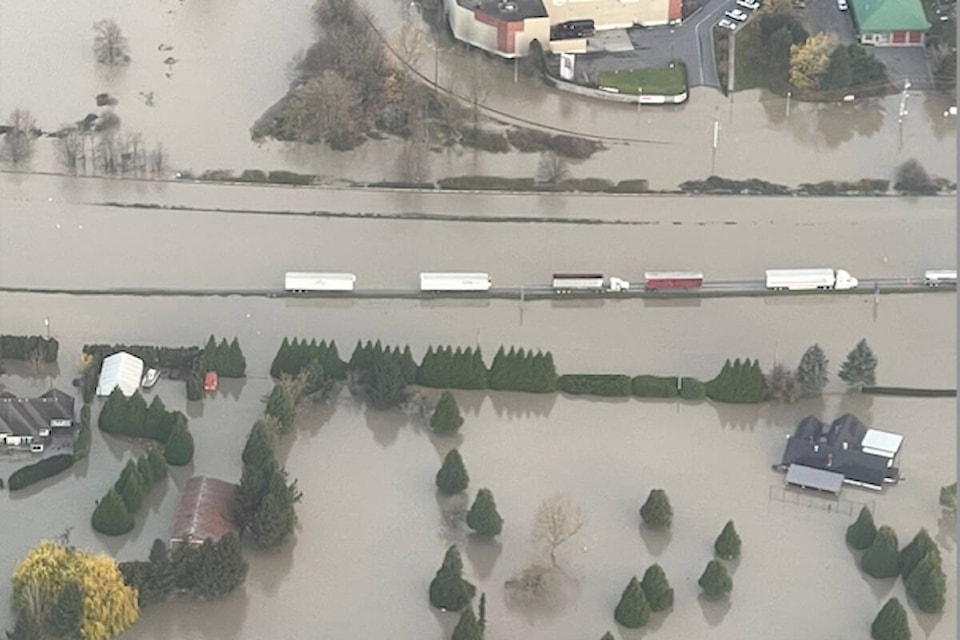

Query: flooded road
[0,174,955,291]
[0,1,955,189]
[0,292,955,639]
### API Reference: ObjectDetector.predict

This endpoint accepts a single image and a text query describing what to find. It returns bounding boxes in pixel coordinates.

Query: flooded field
[0,293,955,639]
[1,1,955,189]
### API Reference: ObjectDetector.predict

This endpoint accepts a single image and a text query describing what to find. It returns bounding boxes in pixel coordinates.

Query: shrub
[612,179,650,193]
[631,375,680,398]
[894,159,938,194]
[506,128,553,152]
[558,374,632,397]
[679,176,791,195]
[429,546,475,611]
[715,520,742,559]
[641,564,674,612]
[862,526,900,579]
[459,127,510,153]
[698,560,732,598]
[466,488,504,537]
[940,482,957,510]
[899,529,938,579]
[679,377,706,400]
[554,178,614,192]
[436,449,469,495]
[8,454,75,491]
[73,412,92,461]
[431,391,465,434]
[115,460,146,513]
[237,169,267,182]
[147,448,167,482]
[92,488,134,535]
[871,597,910,640]
[639,489,672,528]
[846,506,877,550]
[614,576,650,628]
[267,170,315,185]
[437,176,537,191]
[0,335,59,362]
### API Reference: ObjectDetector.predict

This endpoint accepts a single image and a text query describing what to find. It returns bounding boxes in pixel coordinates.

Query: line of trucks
[284,269,956,293]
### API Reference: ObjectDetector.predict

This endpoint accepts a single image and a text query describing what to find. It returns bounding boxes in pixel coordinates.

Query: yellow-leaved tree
[789,33,838,91]
[12,540,139,640]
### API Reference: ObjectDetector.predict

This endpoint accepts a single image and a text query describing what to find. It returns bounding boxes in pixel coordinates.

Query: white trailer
[420,272,492,292]
[552,274,629,293]
[285,272,357,292]
[765,268,859,291]
[923,269,957,286]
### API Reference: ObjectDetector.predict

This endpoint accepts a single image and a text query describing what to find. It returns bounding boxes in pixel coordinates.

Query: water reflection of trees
[816,101,885,148]
[489,390,557,419]
[464,534,503,580]
[638,523,672,556]
[363,406,406,447]
[711,401,761,430]
[697,592,732,626]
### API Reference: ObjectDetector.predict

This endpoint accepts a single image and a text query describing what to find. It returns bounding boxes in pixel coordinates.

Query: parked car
[737,0,760,8]
[204,371,219,392]
[725,9,749,20]
[837,0,848,10]
[718,18,738,29]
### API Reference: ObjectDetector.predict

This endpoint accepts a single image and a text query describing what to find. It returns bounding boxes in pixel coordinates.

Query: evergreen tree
[846,506,878,550]
[871,597,910,640]
[115,460,146,513]
[600,633,615,640]
[217,338,230,375]
[181,533,249,600]
[436,449,470,495]
[940,482,958,510]
[431,391,465,434]
[251,486,296,549]
[227,337,246,376]
[839,339,878,388]
[271,337,290,378]
[796,344,829,396]
[714,520,742,559]
[50,580,83,637]
[242,419,277,468]
[92,488,134,535]
[203,335,218,371]
[488,346,506,389]
[143,538,175,605]
[144,395,168,442]
[478,592,486,630]
[698,560,733,598]
[899,529,939,579]
[639,489,673,528]
[862,526,900,579]
[429,545,476,611]
[614,576,651,628]
[400,345,419,384]
[137,454,154,488]
[904,551,946,613]
[466,488,504,537]
[641,563,674,612]
[125,391,149,438]
[451,604,483,640]
[265,384,296,433]
[234,459,278,530]
[363,354,407,409]
[147,447,168,482]
[164,421,195,466]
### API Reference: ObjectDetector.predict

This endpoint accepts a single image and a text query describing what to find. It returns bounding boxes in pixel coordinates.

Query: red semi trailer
[644,272,704,291]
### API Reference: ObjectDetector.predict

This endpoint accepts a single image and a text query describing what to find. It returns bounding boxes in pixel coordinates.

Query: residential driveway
[870,47,935,89]
[805,0,857,44]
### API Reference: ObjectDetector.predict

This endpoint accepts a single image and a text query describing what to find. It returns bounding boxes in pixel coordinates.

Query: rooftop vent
[500,1,518,11]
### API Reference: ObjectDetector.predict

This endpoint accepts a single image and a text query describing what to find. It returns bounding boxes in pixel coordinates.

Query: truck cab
[834,270,859,290]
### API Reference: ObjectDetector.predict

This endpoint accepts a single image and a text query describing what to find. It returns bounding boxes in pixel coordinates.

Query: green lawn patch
[597,66,685,96]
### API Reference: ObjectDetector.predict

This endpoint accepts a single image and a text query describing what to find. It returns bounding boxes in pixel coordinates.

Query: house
[445,0,682,58]
[0,388,76,451]
[97,351,144,397]
[850,0,931,46]
[779,414,902,491]
[170,476,240,547]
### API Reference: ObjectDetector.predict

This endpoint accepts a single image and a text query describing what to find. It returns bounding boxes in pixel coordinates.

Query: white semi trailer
[420,272,492,292]
[765,268,859,291]
[552,273,630,293]
[285,272,357,292]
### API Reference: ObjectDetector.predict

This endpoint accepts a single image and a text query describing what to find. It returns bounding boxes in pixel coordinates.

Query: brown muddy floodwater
[0,293,955,639]
[0,0,955,189]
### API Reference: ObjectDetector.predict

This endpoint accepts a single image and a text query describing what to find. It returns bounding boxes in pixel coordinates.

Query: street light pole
[785,90,791,118]
[897,78,911,151]
[637,87,643,114]
[711,108,719,175]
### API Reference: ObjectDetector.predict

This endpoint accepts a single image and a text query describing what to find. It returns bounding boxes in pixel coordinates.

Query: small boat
[141,368,160,389]
[203,371,219,392]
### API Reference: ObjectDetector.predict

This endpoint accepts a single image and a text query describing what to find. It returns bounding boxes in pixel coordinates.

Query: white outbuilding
[97,351,145,397]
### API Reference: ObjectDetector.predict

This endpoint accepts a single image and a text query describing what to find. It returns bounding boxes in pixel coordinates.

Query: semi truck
[923,269,957,286]
[644,272,704,291]
[420,272,492,292]
[552,273,629,293]
[285,272,357,292]
[765,268,859,291]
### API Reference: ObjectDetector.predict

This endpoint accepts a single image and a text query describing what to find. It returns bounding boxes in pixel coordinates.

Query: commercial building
[850,0,931,46]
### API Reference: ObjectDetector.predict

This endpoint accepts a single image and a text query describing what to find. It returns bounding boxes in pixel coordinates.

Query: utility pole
[785,90,792,118]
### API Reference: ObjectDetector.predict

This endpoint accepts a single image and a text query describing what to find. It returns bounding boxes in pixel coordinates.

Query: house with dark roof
[850,0,931,46]
[171,476,241,547]
[0,388,76,451]
[779,414,901,491]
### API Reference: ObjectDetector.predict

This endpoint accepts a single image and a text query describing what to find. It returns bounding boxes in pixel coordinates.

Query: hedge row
[73,404,92,461]
[92,451,168,535]
[271,338,347,380]
[98,389,194,465]
[0,335,59,362]
[202,335,247,377]
[862,386,957,397]
[83,344,202,369]
[350,341,417,384]
[705,358,766,403]
[418,346,488,389]
[556,375,707,400]
[558,374,632,396]
[8,454,75,491]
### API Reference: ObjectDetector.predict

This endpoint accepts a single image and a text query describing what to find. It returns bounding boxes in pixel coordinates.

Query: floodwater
[0,173,955,290]
[0,0,955,189]
[0,292,955,639]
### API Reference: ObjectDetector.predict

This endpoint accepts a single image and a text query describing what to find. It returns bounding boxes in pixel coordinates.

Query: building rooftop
[785,464,845,493]
[851,0,931,32]
[171,476,240,546]
[458,0,548,22]
[0,389,75,438]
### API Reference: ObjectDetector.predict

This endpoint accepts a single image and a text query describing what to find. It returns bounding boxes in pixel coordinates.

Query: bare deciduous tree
[504,562,562,607]
[462,57,492,126]
[93,19,131,65]
[397,139,429,183]
[281,71,359,143]
[55,126,86,174]
[532,494,586,568]
[2,109,38,167]
[148,142,168,176]
[392,21,428,71]
[536,151,568,184]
